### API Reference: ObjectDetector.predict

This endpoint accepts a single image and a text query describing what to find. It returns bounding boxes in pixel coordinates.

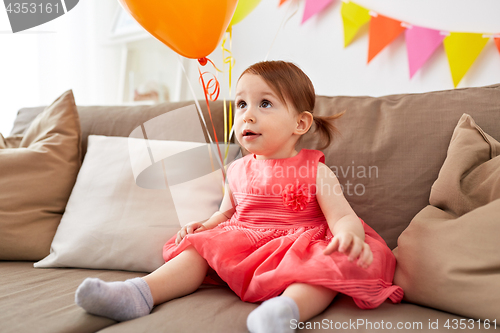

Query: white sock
[247,296,300,333]
[75,277,153,322]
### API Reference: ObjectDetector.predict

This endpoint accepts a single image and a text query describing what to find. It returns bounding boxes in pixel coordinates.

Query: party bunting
[301,0,334,24]
[276,0,500,87]
[341,1,370,47]
[367,14,405,63]
[405,25,445,79]
[443,33,489,87]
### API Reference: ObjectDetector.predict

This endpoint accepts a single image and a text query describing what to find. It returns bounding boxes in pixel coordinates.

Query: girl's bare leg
[142,245,209,305]
[281,283,337,322]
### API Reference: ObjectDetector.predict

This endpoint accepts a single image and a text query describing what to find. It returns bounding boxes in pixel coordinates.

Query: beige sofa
[1,84,499,333]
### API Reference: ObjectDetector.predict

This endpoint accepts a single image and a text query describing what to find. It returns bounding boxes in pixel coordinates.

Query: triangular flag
[279,0,288,6]
[301,0,333,24]
[495,38,500,55]
[368,14,406,63]
[405,25,445,78]
[443,32,488,88]
[341,1,370,47]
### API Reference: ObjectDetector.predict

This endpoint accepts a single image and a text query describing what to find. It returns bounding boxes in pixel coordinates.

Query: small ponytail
[312,111,346,150]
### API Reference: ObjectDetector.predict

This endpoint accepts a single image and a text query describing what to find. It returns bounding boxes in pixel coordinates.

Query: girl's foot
[247,296,300,333]
[75,277,154,322]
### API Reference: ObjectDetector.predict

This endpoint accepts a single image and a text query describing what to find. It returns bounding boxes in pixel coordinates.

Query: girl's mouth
[242,133,261,141]
[242,129,261,141]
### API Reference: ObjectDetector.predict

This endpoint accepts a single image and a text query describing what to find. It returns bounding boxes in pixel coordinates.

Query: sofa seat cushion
[0,262,487,333]
[0,262,143,333]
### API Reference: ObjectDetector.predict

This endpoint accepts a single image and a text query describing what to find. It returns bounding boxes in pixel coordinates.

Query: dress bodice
[227,149,327,227]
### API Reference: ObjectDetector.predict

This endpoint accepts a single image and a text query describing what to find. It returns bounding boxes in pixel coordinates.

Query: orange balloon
[118,0,238,59]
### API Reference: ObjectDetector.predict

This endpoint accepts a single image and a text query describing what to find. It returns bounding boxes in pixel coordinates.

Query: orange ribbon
[198,57,225,184]
[198,69,220,102]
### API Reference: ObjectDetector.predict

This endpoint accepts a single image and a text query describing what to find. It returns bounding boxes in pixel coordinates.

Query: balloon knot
[198,57,208,66]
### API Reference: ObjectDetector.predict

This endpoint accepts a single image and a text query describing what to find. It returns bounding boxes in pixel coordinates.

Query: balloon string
[198,70,220,101]
[198,63,225,185]
[223,93,227,144]
[198,57,223,73]
[176,54,226,183]
[228,27,234,145]
[222,26,235,158]
[220,30,236,206]
[264,0,299,61]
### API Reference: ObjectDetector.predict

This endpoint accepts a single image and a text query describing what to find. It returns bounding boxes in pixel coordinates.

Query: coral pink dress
[163,149,403,309]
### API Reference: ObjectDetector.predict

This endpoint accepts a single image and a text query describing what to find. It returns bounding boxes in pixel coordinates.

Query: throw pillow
[0,134,23,149]
[34,135,240,272]
[0,90,82,260]
[393,113,500,322]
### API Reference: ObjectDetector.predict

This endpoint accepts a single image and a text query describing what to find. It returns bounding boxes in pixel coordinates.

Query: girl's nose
[243,108,256,123]
[243,116,255,123]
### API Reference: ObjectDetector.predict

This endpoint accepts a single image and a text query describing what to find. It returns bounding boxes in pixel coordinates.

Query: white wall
[1,0,500,135]
[0,22,40,135]
[0,0,121,135]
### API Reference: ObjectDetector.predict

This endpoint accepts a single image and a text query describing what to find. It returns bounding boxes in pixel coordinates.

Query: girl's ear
[295,111,313,135]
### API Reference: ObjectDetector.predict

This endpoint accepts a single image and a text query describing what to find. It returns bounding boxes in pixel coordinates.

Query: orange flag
[495,38,500,55]
[368,13,406,63]
[279,0,288,6]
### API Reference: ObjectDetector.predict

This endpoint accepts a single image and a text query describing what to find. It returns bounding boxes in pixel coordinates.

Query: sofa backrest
[11,84,500,248]
[10,100,227,158]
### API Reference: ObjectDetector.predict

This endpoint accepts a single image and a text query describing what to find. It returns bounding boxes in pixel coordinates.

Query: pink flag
[405,25,445,78]
[301,0,334,24]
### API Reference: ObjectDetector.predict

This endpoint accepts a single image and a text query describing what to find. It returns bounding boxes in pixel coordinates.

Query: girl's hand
[323,231,373,269]
[175,221,209,245]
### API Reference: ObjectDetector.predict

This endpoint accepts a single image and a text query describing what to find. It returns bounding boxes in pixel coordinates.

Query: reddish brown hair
[238,61,344,150]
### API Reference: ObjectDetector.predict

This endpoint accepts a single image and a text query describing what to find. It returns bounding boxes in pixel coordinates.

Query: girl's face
[234,74,305,160]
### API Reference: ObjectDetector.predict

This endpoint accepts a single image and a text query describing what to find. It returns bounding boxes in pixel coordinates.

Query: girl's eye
[260,100,272,108]
[237,101,247,109]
